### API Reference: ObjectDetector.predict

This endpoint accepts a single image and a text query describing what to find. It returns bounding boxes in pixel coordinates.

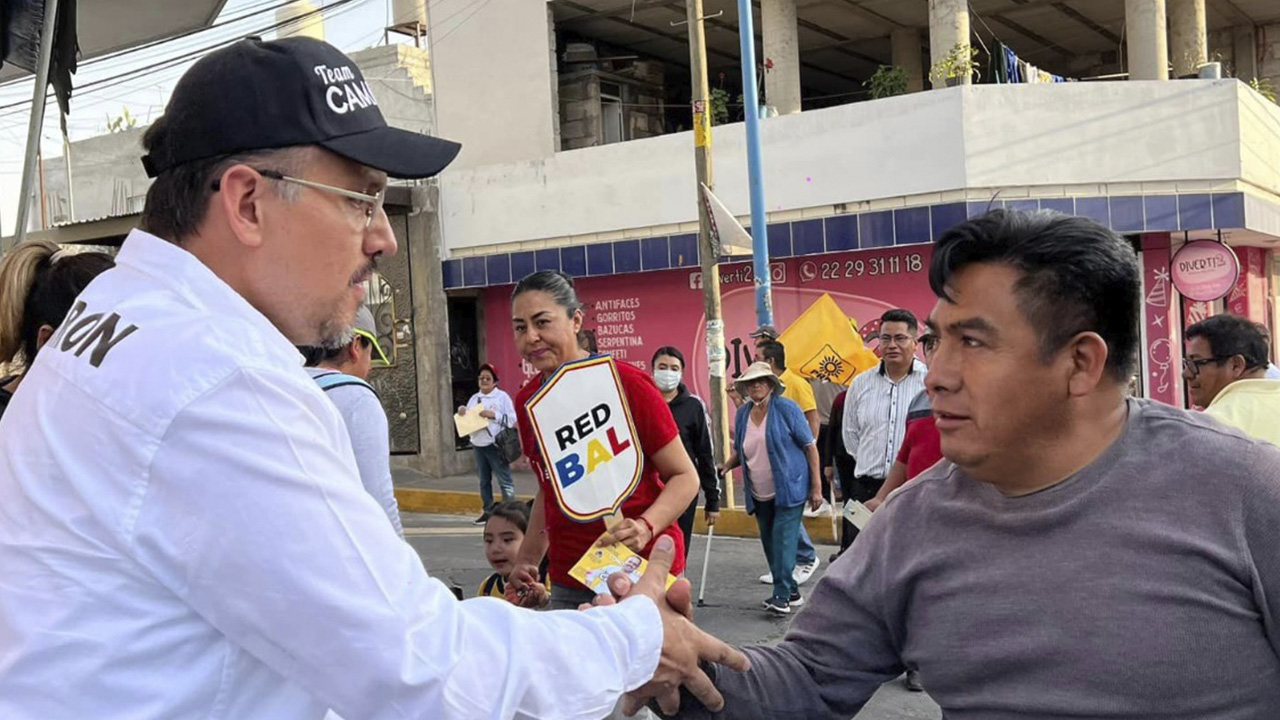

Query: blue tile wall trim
[1144,195,1178,231]
[1006,199,1039,214]
[670,234,699,267]
[967,200,1001,217]
[859,210,894,248]
[824,215,858,252]
[1178,194,1212,231]
[462,257,486,287]
[1109,195,1144,232]
[485,253,511,286]
[442,259,462,289]
[534,248,560,273]
[586,243,613,276]
[791,219,824,255]
[1040,198,1074,216]
[929,203,967,239]
[893,206,931,245]
[1075,197,1110,227]
[641,236,671,271]
[442,192,1268,289]
[510,251,536,282]
[561,245,587,278]
[767,223,792,258]
[1212,193,1245,229]
[614,240,641,273]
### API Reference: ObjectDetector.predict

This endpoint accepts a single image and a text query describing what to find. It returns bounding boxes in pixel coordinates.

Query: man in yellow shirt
[1184,314,1280,446]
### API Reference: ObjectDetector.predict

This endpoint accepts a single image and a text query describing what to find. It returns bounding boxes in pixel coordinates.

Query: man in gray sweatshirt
[627,209,1280,719]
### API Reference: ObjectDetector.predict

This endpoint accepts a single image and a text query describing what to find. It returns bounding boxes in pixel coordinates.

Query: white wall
[427,0,557,169]
[963,80,1242,187]
[440,80,1271,252]
[1240,81,1280,196]
[41,128,149,224]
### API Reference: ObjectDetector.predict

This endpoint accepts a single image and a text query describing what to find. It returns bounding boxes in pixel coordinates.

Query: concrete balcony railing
[438,80,1280,254]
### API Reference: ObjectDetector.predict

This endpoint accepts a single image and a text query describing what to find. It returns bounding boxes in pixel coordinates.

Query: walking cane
[696,523,715,608]
[827,481,839,539]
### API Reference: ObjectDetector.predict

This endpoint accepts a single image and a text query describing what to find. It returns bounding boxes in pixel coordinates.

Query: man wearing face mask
[652,347,721,561]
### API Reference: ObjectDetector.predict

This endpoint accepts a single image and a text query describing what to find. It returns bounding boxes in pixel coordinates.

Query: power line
[0,0,302,92]
[0,0,375,120]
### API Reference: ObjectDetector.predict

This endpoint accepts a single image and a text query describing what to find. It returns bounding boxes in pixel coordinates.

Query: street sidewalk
[392,465,840,543]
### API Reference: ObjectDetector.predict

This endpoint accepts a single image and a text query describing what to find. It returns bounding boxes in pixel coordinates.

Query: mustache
[350,257,378,285]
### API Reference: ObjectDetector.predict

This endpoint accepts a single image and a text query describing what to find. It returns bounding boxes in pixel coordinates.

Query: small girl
[479,501,548,606]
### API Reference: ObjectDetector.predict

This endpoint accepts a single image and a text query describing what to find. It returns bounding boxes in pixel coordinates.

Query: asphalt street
[403,512,941,720]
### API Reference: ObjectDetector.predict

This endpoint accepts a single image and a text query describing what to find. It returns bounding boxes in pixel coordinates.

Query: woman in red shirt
[506,271,699,610]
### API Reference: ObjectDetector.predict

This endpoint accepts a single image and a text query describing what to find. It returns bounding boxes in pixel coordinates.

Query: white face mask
[653,369,682,392]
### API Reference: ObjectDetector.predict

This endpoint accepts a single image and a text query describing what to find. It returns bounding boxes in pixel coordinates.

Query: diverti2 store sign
[482,244,937,402]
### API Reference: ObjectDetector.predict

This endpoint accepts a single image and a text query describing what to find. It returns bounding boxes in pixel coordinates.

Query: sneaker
[759,572,773,584]
[904,669,924,692]
[763,597,791,615]
[472,513,490,526]
[802,500,833,518]
[793,555,820,585]
[788,591,804,607]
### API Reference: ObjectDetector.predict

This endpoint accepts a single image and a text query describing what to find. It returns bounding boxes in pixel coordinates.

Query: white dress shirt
[0,230,660,720]
[841,359,929,480]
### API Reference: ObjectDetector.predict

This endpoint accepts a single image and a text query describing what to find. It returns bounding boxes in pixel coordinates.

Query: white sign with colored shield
[526,356,643,523]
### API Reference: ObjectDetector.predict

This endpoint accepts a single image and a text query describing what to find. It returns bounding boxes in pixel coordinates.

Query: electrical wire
[0,0,375,120]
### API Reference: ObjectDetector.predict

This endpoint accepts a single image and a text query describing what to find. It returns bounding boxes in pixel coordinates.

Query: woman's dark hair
[1185,314,1269,371]
[486,500,530,533]
[478,363,499,383]
[651,346,686,367]
[0,240,114,370]
[930,209,1141,382]
[512,270,583,317]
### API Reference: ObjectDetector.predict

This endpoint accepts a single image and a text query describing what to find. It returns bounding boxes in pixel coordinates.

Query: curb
[394,488,840,544]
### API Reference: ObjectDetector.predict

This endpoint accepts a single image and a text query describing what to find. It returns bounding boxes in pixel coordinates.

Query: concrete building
[431,0,1280,448]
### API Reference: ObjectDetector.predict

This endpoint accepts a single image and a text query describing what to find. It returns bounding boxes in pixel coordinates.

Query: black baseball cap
[141,36,461,179]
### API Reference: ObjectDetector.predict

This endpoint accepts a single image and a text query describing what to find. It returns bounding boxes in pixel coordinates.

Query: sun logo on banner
[800,344,846,382]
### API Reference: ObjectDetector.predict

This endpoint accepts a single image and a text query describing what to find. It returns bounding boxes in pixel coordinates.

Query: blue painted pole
[737,0,772,327]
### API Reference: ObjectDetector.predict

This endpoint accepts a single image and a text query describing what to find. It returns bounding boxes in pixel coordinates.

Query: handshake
[579,535,750,717]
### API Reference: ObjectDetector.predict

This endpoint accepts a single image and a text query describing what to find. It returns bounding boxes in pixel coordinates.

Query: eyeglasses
[1182,356,1232,377]
[212,168,385,228]
[878,334,915,346]
[919,335,938,354]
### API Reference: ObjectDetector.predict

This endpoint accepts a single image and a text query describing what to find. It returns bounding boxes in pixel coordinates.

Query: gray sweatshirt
[674,399,1280,719]
[306,368,403,537]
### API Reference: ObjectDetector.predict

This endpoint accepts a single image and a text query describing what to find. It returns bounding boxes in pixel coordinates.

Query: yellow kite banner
[777,294,880,385]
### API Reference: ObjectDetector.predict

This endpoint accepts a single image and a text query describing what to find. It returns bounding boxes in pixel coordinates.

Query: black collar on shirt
[879,359,923,380]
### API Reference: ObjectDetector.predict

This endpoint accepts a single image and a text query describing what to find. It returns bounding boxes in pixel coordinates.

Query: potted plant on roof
[865,65,909,99]
[929,43,979,88]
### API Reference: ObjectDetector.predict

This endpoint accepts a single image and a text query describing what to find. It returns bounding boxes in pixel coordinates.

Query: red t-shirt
[896,414,943,481]
[515,359,685,589]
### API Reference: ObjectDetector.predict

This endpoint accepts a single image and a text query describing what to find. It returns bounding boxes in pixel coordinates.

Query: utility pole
[684,0,733,507]
[736,0,772,327]
[10,0,61,250]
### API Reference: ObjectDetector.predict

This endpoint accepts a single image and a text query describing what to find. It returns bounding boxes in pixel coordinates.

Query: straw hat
[734,361,786,398]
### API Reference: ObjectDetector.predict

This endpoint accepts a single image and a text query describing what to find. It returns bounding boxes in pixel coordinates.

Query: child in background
[479,501,548,606]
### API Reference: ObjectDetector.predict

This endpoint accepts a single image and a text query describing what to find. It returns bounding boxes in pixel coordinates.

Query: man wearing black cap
[0,37,744,720]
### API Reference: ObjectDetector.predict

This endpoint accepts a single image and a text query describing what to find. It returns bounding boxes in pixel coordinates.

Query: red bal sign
[1170,240,1239,302]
